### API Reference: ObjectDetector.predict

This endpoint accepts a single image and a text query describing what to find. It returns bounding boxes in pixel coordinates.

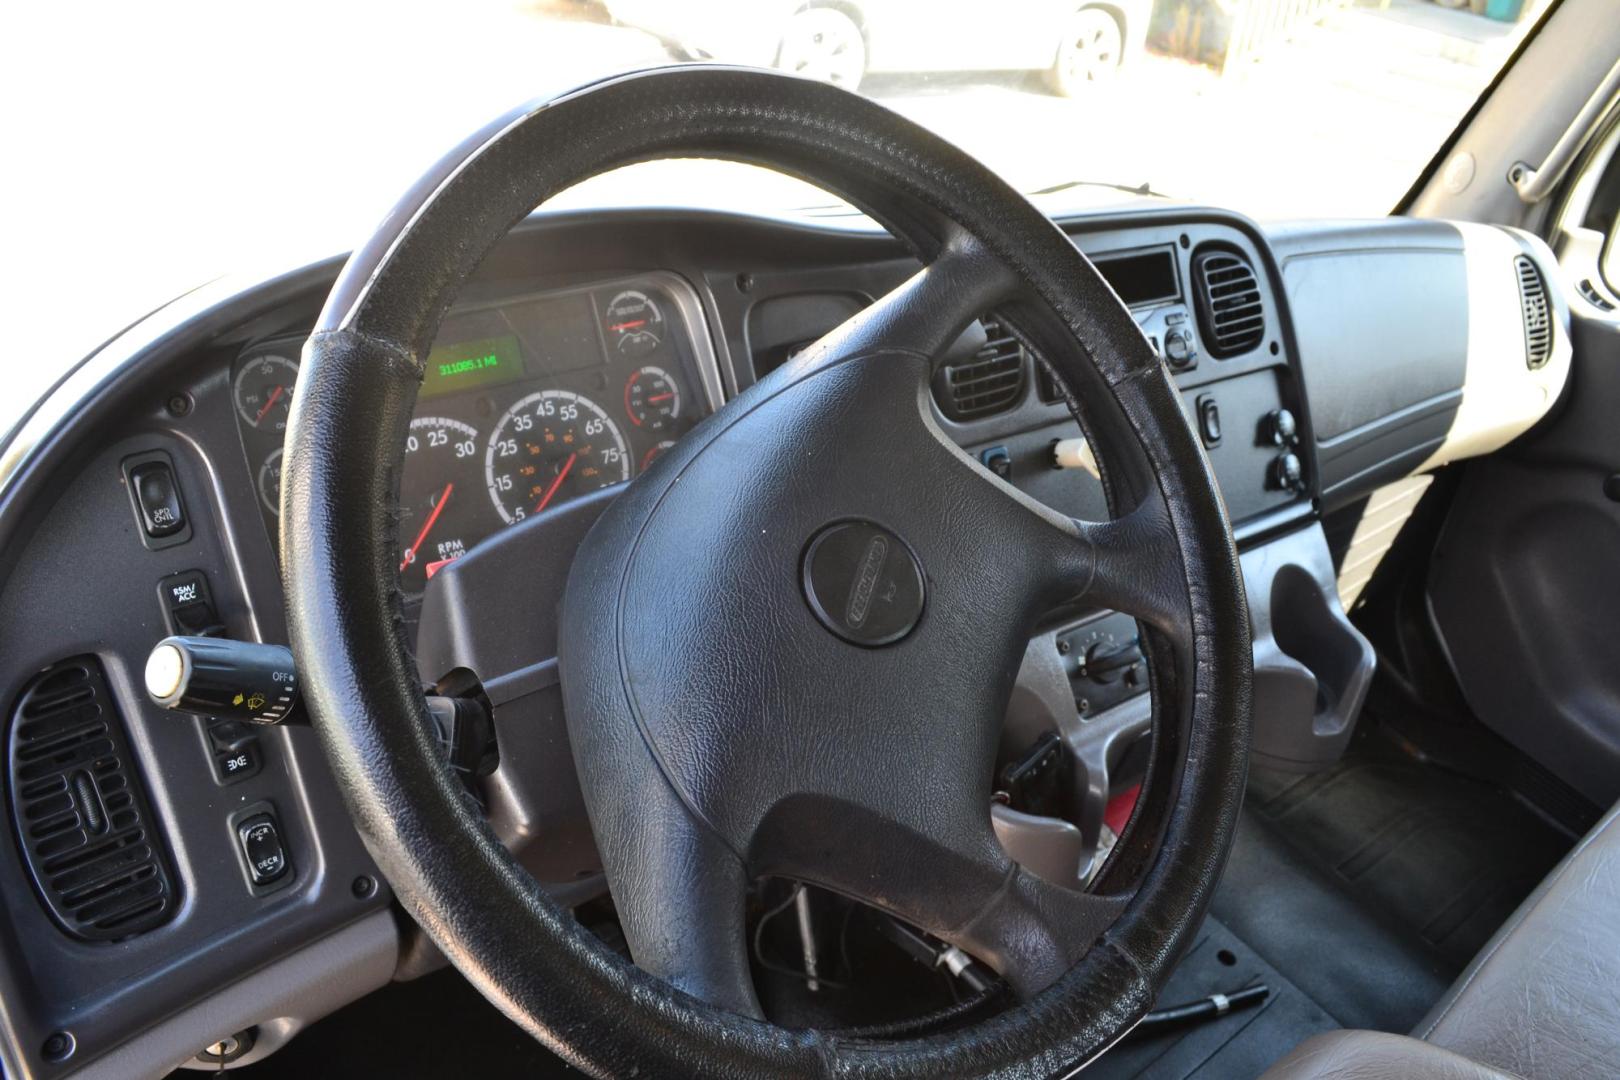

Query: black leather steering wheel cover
[282,66,1251,1077]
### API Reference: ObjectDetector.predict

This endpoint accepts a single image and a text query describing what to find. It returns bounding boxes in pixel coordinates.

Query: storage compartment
[1242,525,1376,771]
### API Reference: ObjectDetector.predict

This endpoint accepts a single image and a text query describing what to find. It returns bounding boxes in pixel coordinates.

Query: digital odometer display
[421,334,524,398]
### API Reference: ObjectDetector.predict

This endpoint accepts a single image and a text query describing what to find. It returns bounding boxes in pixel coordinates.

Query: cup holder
[1243,526,1377,771]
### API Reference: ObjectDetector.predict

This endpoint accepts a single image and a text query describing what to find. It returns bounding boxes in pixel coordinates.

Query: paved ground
[3,0,1535,416]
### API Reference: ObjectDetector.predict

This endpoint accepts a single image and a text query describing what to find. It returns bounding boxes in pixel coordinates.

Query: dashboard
[0,201,1571,1078]
[231,273,718,600]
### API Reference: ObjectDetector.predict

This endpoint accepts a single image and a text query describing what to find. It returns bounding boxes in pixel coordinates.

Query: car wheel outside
[775,7,867,91]
[1048,6,1124,97]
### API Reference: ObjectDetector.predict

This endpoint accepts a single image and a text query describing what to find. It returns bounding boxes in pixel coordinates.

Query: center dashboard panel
[230,272,716,603]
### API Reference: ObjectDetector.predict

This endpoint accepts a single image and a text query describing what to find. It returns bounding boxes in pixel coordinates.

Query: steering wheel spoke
[942,440,1190,646]
[755,797,1125,1001]
[1070,498,1191,644]
[792,229,1020,375]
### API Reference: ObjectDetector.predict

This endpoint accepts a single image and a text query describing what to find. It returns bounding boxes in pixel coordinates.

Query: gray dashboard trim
[73,911,398,1080]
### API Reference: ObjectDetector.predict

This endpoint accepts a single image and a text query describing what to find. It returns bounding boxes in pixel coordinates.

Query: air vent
[8,659,177,941]
[934,316,1026,421]
[1191,247,1266,358]
[1515,255,1552,369]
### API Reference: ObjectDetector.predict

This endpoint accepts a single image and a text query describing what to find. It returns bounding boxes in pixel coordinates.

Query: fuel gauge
[603,290,664,358]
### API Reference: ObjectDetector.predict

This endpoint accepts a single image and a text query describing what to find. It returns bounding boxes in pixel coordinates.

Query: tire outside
[774,8,867,91]
[1047,7,1125,98]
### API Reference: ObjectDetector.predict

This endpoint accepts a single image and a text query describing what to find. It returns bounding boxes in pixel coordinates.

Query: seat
[1261,801,1620,1079]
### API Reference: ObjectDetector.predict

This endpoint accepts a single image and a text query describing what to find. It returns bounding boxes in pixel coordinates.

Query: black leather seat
[1262,802,1620,1079]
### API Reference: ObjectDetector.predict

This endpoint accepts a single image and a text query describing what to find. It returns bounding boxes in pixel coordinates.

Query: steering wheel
[282,66,1251,1077]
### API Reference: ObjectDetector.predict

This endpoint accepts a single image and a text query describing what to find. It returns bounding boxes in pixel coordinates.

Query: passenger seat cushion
[1260,1031,1518,1080]
[1417,802,1620,1080]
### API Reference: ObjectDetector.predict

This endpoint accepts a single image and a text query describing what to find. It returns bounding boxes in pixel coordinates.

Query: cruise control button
[157,570,223,636]
[237,813,288,885]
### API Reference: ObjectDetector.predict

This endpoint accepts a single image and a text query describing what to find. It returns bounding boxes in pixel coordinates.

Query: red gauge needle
[534,453,577,515]
[400,482,453,572]
[609,319,647,332]
[254,385,285,425]
[646,392,675,403]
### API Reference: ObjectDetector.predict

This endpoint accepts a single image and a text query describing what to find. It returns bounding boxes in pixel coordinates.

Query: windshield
[7,0,1542,407]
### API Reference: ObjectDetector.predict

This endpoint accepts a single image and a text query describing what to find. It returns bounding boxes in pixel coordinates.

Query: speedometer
[485,390,629,525]
[398,416,488,596]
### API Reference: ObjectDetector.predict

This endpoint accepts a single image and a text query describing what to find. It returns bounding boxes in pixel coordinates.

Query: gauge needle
[609,319,647,332]
[534,453,577,515]
[647,392,675,403]
[255,385,285,425]
[400,482,453,572]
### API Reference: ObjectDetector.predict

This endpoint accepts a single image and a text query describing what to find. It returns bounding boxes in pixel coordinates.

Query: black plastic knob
[1080,639,1144,685]
[1272,452,1304,492]
[1264,408,1298,447]
[144,636,299,724]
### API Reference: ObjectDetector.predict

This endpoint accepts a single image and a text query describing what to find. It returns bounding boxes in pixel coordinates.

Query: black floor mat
[1246,747,1568,970]
[1212,810,1452,1033]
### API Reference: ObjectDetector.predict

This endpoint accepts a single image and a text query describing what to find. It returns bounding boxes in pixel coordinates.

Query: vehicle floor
[1081,726,1571,1078]
[226,730,1567,1079]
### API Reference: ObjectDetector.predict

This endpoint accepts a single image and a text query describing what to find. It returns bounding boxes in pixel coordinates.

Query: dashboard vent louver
[1515,255,1552,369]
[1191,247,1266,358]
[8,659,176,941]
[934,316,1026,421]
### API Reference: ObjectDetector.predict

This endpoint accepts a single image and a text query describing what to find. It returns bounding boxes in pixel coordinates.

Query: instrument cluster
[231,273,714,599]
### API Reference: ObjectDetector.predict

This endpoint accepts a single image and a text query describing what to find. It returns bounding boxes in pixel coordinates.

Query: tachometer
[485,391,629,525]
[602,290,664,358]
[398,416,488,595]
[235,354,299,431]
[623,366,681,431]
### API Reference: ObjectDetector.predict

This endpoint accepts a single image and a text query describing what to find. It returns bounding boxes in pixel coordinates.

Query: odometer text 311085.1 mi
[485,390,629,524]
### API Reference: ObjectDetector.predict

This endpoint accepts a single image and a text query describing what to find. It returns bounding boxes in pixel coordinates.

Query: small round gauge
[398,417,489,595]
[640,440,676,470]
[603,290,664,357]
[235,354,299,431]
[257,448,283,515]
[623,366,682,431]
[486,391,629,525]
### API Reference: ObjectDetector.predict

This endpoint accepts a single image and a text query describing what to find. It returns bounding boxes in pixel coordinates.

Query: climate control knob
[1079,638,1144,686]
[1164,329,1197,370]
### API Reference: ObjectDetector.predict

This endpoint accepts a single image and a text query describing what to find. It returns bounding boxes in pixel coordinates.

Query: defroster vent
[1515,255,1552,369]
[934,316,1026,421]
[8,658,177,941]
[1191,246,1266,358]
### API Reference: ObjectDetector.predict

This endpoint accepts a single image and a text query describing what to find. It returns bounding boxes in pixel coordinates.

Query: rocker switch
[237,813,288,886]
[130,462,185,537]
